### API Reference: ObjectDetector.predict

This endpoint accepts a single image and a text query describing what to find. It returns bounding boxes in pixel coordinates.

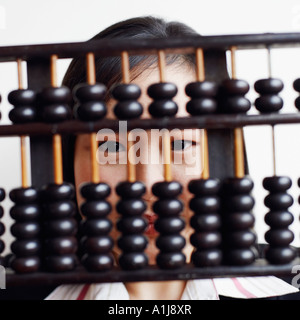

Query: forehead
[106,64,196,119]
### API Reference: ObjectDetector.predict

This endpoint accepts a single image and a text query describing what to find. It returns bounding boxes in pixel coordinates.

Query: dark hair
[62,16,200,185]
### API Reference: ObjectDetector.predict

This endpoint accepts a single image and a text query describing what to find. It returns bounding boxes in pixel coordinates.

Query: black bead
[293,78,300,92]
[263,176,292,192]
[156,234,185,252]
[148,100,178,118]
[111,84,141,100]
[190,232,221,249]
[10,204,41,221]
[265,247,296,265]
[74,101,107,121]
[116,181,146,199]
[186,98,217,115]
[44,237,78,254]
[0,188,5,202]
[81,236,113,254]
[39,86,72,104]
[74,83,106,102]
[154,217,185,234]
[11,256,40,273]
[264,210,294,228]
[156,252,185,269]
[152,181,182,199]
[116,199,147,216]
[9,106,37,124]
[221,177,254,194]
[40,183,75,201]
[265,229,294,246]
[0,206,3,219]
[185,81,218,98]
[11,239,41,256]
[189,196,220,213]
[153,199,184,216]
[116,216,148,234]
[80,200,111,218]
[0,222,5,236]
[113,101,143,120]
[223,249,256,266]
[80,182,111,200]
[221,79,250,95]
[222,194,255,212]
[147,83,177,99]
[81,253,114,272]
[188,178,220,196]
[222,96,251,114]
[43,255,77,272]
[43,200,76,218]
[117,234,148,252]
[9,187,38,204]
[0,239,4,254]
[264,193,293,210]
[222,212,255,230]
[190,214,221,231]
[38,103,72,123]
[118,252,148,270]
[224,230,256,248]
[192,249,222,267]
[254,95,283,113]
[43,218,77,237]
[10,222,40,239]
[254,78,284,94]
[80,218,112,236]
[8,89,37,106]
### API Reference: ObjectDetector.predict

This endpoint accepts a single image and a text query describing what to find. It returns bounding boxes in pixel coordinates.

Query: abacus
[1,32,300,288]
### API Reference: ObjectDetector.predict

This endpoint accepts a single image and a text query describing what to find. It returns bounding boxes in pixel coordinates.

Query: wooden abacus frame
[2,32,300,287]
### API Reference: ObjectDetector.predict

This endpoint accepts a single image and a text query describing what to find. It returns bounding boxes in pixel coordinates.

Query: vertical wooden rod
[50,54,63,184]
[195,48,205,82]
[17,59,29,188]
[231,46,245,178]
[195,48,210,179]
[86,52,100,183]
[157,50,172,181]
[121,51,136,182]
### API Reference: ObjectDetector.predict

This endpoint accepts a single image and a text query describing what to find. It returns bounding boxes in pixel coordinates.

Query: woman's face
[74,63,203,264]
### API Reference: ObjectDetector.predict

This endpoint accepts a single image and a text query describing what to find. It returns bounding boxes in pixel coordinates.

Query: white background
[0,0,300,253]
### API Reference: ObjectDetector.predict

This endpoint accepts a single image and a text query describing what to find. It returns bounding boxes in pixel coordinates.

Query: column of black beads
[0,189,5,266]
[112,51,148,270]
[73,52,114,271]
[38,55,78,272]
[186,48,222,267]
[8,59,41,273]
[254,51,296,264]
[219,47,256,265]
[148,50,186,269]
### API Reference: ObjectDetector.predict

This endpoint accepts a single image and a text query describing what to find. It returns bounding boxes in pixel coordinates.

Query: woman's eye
[98,141,125,153]
[171,140,194,151]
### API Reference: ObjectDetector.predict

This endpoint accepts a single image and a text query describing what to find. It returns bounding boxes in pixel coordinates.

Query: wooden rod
[121,51,136,182]
[17,59,29,188]
[20,136,28,188]
[50,54,58,88]
[158,50,166,83]
[202,130,210,179]
[158,50,172,181]
[86,53,100,183]
[90,132,100,183]
[163,130,172,182]
[195,48,205,82]
[53,134,63,184]
[87,52,96,85]
[50,54,63,183]
[231,46,245,177]
[121,51,130,84]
